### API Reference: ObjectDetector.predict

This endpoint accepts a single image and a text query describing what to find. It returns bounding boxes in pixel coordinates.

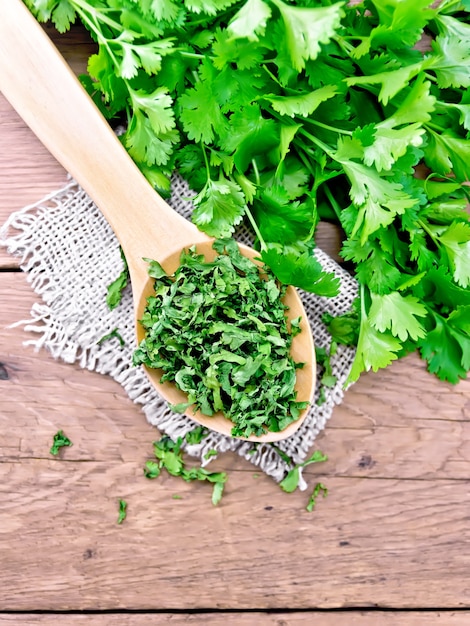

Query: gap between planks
[1,611,470,625]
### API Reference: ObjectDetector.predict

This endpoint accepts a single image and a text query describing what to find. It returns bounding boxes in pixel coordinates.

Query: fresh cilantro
[28,0,470,384]
[49,430,73,456]
[134,239,308,438]
[117,499,127,524]
[322,306,360,347]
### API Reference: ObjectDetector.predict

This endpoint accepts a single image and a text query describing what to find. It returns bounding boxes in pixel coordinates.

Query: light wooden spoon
[0,0,316,442]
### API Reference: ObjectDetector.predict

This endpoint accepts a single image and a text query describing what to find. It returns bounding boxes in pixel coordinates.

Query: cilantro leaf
[322,307,360,346]
[430,15,470,89]
[253,185,314,245]
[423,129,470,183]
[419,310,468,383]
[125,110,179,166]
[178,80,226,144]
[360,78,435,171]
[336,153,418,243]
[97,328,125,347]
[437,222,470,288]
[261,243,340,297]
[368,291,427,342]
[192,177,246,238]
[346,60,428,105]
[270,0,345,71]
[265,85,338,118]
[352,0,436,57]
[347,286,403,384]
[227,0,272,41]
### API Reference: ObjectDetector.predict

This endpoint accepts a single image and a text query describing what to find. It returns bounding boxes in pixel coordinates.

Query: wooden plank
[1,612,470,625]
[2,277,470,611]
[1,273,470,478]
[1,456,470,610]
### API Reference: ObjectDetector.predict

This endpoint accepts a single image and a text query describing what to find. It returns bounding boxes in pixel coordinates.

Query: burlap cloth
[1,175,358,489]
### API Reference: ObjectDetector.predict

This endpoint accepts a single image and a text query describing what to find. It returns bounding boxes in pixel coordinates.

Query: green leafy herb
[306,482,328,512]
[49,430,73,456]
[279,450,328,493]
[27,0,470,384]
[185,425,209,445]
[117,499,127,524]
[106,248,129,310]
[144,435,227,506]
[133,239,308,438]
[97,328,125,347]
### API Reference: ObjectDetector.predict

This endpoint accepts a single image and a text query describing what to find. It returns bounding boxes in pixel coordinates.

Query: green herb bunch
[27,0,470,383]
[133,239,308,438]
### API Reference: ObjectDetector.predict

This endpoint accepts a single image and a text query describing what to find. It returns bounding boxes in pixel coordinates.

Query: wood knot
[0,363,9,380]
[358,454,376,469]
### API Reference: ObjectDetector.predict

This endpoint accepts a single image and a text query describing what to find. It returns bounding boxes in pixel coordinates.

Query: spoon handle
[0,0,209,294]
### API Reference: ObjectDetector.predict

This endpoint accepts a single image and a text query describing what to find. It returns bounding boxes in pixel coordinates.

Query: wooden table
[1,23,470,626]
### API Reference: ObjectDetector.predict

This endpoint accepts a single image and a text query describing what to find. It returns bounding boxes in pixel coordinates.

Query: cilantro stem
[175,50,207,60]
[417,219,440,246]
[72,0,123,41]
[323,184,344,222]
[261,64,283,87]
[360,283,368,321]
[71,3,124,73]
[251,159,261,186]
[245,207,267,252]
[333,35,355,56]
[201,142,211,182]
[297,127,335,159]
[305,118,353,137]
[436,0,462,13]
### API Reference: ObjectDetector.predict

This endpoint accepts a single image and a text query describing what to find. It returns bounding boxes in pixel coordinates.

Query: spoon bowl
[0,0,316,442]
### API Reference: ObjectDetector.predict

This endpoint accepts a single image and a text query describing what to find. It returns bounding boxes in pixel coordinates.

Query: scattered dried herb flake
[49,430,73,456]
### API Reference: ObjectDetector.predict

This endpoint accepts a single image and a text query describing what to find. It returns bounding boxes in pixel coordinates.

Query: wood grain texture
[1,460,470,610]
[1,613,470,625]
[2,274,470,611]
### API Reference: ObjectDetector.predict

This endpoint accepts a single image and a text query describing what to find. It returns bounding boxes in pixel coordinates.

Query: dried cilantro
[49,430,73,456]
[306,483,328,512]
[144,436,227,506]
[133,238,308,438]
[117,499,127,524]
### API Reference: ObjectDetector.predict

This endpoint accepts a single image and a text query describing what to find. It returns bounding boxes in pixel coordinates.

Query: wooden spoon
[0,0,316,442]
